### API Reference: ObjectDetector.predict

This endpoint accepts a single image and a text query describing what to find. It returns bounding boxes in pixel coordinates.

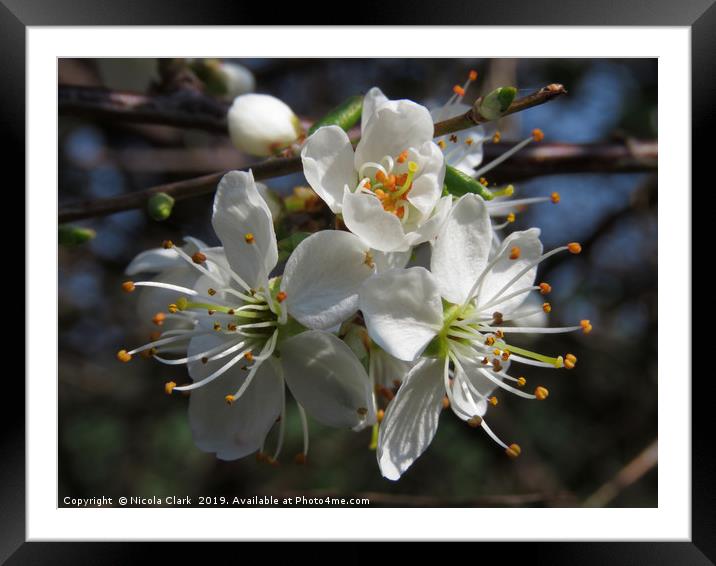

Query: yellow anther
[164,381,176,395]
[492,131,501,143]
[227,309,235,315]
[122,281,135,293]
[397,149,409,163]
[438,140,447,150]
[357,407,369,417]
[493,348,501,357]
[465,138,473,146]
[377,409,385,422]
[227,323,237,331]
[506,443,522,458]
[551,192,561,204]
[245,351,254,362]
[517,376,527,387]
[542,302,552,313]
[539,282,552,295]
[568,242,582,254]
[192,251,207,264]
[479,177,489,186]
[469,70,478,81]
[495,330,504,339]
[488,396,499,407]
[580,319,593,334]
[507,212,516,223]
[276,291,287,303]
[509,246,521,260]
[225,394,235,405]
[441,396,450,410]
[467,415,483,428]
[207,288,216,296]
[363,251,375,269]
[566,353,577,363]
[213,322,221,331]
[162,240,174,249]
[244,233,255,244]
[116,349,132,363]
[152,312,166,326]
[485,336,496,346]
[207,309,216,315]
[534,386,549,400]
[453,85,465,96]
[501,350,511,361]
[294,453,307,465]
[532,128,545,142]
[168,304,178,313]
[564,353,577,369]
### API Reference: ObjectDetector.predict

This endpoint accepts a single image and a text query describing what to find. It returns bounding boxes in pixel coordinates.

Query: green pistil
[369,423,379,450]
[495,341,563,367]
[393,161,418,199]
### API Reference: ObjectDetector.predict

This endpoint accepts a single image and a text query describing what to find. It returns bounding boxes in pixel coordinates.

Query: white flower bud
[227,94,303,157]
[219,62,256,97]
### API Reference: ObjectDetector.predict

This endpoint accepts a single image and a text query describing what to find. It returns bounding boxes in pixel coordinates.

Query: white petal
[359,267,443,362]
[431,194,492,304]
[451,356,493,420]
[281,330,375,430]
[125,248,183,275]
[371,249,411,273]
[282,231,375,330]
[406,141,445,216]
[355,99,434,168]
[256,182,282,221]
[212,170,278,290]
[377,358,445,480]
[477,228,543,313]
[342,189,408,252]
[406,195,452,247]
[187,335,283,460]
[361,87,389,132]
[300,125,356,214]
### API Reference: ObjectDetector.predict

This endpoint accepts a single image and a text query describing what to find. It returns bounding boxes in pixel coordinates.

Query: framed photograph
[8,0,708,562]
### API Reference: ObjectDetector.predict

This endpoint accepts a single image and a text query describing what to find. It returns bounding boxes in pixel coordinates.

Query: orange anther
[116,349,132,363]
[122,281,135,293]
[551,192,561,204]
[152,312,166,326]
[225,394,235,405]
[453,85,465,96]
[245,351,254,363]
[568,242,582,254]
[534,386,549,400]
[276,291,287,303]
[532,128,545,142]
[468,415,483,428]
[192,251,207,264]
[244,233,255,244]
[517,377,526,387]
[509,246,521,260]
[506,443,522,458]
[542,302,552,313]
[469,70,478,81]
[165,381,176,395]
[397,150,409,163]
[539,282,552,295]
[162,240,174,249]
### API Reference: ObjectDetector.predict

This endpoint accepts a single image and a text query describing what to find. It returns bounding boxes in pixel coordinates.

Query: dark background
[58,57,657,507]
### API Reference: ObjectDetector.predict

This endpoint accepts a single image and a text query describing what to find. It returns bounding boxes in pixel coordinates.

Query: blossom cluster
[118,79,590,480]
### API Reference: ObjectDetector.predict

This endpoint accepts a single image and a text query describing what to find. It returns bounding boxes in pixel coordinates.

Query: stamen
[396,150,409,164]
[568,242,582,254]
[551,192,560,204]
[152,312,166,326]
[534,386,549,400]
[505,443,522,458]
[564,353,577,369]
[453,85,465,97]
[539,282,552,295]
[164,381,176,395]
[225,394,235,405]
[162,240,174,249]
[509,246,521,260]
[472,134,537,180]
[245,233,255,244]
[122,281,135,293]
[468,416,482,428]
[580,319,593,334]
[276,291,287,303]
[517,376,526,387]
[492,131,501,143]
[532,128,545,142]
[116,350,132,362]
[192,252,207,264]
[542,302,552,313]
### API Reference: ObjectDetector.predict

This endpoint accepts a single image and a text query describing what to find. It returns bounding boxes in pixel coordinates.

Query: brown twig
[582,439,658,507]
[59,85,229,133]
[58,84,568,223]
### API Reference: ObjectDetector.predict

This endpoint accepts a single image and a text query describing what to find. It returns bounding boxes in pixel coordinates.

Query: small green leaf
[443,165,494,200]
[308,95,363,136]
[59,224,96,246]
[478,86,517,121]
[147,192,175,221]
[277,232,311,262]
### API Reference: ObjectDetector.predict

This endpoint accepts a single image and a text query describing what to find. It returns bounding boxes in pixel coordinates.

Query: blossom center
[356,150,419,221]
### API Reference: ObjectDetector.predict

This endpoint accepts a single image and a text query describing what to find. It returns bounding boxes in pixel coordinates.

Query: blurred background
[58,58,657,507]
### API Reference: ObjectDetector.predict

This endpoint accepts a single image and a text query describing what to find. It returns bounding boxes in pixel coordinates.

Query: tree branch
[59,84,569,223]
[59,85,229,133]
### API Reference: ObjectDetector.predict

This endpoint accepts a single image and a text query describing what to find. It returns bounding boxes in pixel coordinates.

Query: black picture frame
[7,0,708,562]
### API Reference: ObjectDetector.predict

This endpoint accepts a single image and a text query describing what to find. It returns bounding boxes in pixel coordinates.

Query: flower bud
[147,192,175,221]
[227,93,304,156]
[478,86,517,121]
[59,224,96,246]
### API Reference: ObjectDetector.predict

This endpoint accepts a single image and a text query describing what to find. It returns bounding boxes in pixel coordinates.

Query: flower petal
[212,170,278,290]
[431,193,492,304]
[300,125,356,213]
[281,330,375,430]
[361,87,389,132]
[371,348,414,389]
[125,248,182,275]
[282,230,375,330]
[405,195,452,247]
[187,334,283,460]
[406,141,445,216]
[355,99,434,168]
[371,249,411,273]
[359,267,443,362]
[377,357,445,480]
[477,228,543,313]
[342,189,408,252]
[450,356,493,421]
